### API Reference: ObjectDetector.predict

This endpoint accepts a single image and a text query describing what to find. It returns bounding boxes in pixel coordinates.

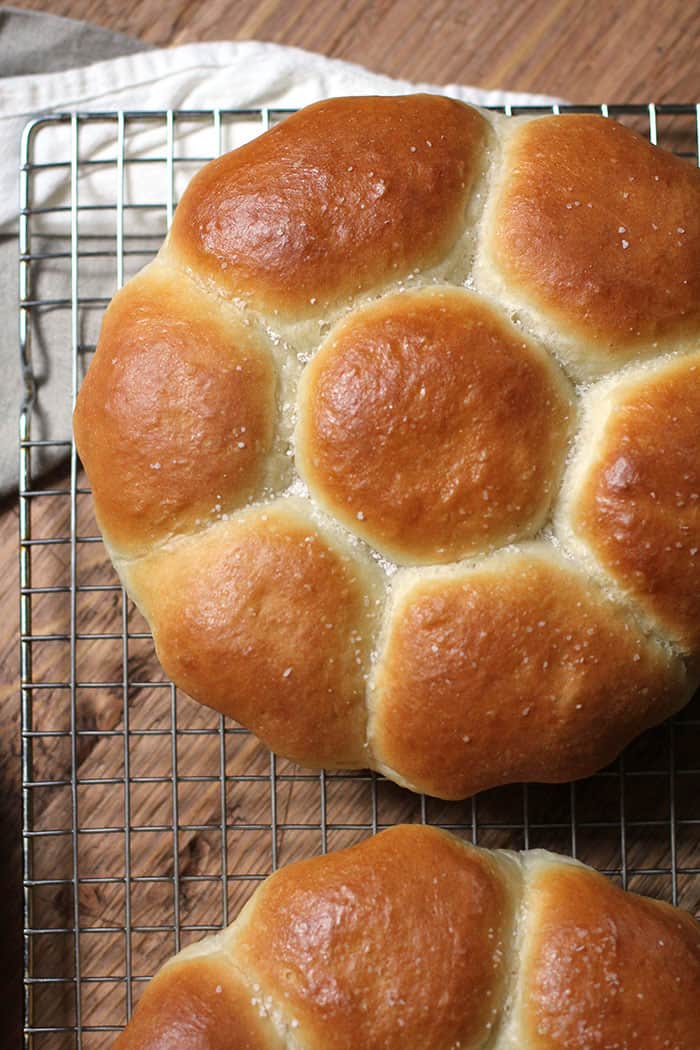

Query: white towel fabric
[0,40,561,234]
[2,39,560,491]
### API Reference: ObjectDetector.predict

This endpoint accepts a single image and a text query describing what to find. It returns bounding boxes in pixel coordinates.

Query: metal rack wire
[19,104,700,1049]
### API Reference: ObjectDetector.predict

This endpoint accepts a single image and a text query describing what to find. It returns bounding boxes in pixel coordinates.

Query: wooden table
[2,1,700,1044]
[6,0,700,101]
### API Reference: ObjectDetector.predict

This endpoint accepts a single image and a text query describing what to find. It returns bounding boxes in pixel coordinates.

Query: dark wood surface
[8,0,700,101]
[2,1,700,1045]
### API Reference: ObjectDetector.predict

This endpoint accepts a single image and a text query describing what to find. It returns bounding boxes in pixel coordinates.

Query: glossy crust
[518,859,700,1049]
[370,545,690,799]
[73,263,276,559]
[480,114,700,376]
[169,95,489,317]
[112,951,284,1050]
[113,826,700,1050]
[232,825,517,1050]
[296,288,574,564]
[560,352,700,653]
[75,97,700,799]
[123,500,383,769]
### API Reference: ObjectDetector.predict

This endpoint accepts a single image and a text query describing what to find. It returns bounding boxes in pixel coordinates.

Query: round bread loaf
[112,825,700,1050]
[73,96,700,800]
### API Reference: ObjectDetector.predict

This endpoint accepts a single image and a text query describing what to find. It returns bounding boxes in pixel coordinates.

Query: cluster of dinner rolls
[113,825,700,1050]
[74,94,700,799]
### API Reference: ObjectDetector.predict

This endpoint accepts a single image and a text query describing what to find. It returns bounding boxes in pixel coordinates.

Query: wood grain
[8,0,700,102]
[2,2,700,1045]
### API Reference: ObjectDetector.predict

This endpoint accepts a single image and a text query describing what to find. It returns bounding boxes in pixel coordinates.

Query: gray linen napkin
[0,7,150,496]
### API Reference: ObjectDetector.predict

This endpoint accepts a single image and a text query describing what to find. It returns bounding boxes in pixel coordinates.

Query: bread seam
[75,100,700,797]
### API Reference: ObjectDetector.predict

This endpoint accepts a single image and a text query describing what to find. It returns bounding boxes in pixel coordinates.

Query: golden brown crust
[75,98,700,801]
[564,353,700,653]
[231,825,516,1050]
[296,288,574,564]
[371,545,689,799]
[520,861,700,1049]
[124,501,382,769]
[169,95,488,317]
[73,264,276,559]
[113,828,700,1050]
[112,951,284,1050]
[483,114,700,372]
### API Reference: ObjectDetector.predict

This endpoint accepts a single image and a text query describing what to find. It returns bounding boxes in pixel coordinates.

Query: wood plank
[8,0,700,102]
[2,1,700,1044]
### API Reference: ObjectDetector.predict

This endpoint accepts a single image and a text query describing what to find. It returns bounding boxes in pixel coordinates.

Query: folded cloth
[0,5,150,76]
[1,7,151,496]
[0,8,561,495]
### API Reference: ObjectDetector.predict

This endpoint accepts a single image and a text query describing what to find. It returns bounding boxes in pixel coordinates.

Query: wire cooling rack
[19,104,700,1048]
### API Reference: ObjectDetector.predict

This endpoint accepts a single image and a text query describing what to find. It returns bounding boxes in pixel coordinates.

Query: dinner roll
[476,114,700,377]
[168,94,490,319]
[557,350,700,653]
[369,544,689,799]
[124,499,383,770]
[296,287,574,564]
[73,261,280,559]
[74,96,700,799]
[113,826,700,1050]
